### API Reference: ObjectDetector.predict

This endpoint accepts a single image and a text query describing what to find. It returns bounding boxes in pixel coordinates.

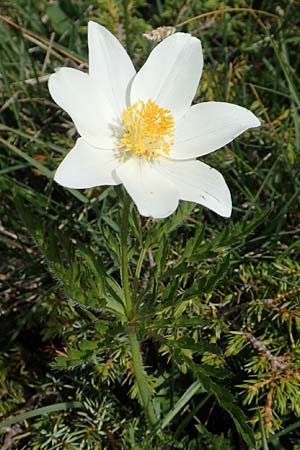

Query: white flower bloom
[49,22,260,219]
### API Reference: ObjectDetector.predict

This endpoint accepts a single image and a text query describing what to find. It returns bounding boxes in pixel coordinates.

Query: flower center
[118,99,175,160]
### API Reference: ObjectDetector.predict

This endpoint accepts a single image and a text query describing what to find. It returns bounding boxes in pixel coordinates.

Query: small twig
[1,424,24,450]
[0,224,18,240]
[176,7,280,29]
[15,74,50,86]
[264,386,274,428]
[181,404,202,425]
[144,7,280,43]
[0,93,19,113]
[42,31,55,73]
[204,400,216,427]
[140,249,155,290]
[262,288,300,306]
[243,332,288,370]
[249,83,273,129]
[104,426,120,450]
[24,34,67,64]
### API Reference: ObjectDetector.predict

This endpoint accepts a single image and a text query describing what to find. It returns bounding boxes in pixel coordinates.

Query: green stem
[120,193,157,426]
[128,328,157,427]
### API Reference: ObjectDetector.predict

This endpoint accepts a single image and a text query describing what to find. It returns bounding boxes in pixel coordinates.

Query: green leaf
[173,337,222,355]
[104,276,126,319]
[54,357,68,368]
[129,205,143,246]
[197,371,255,448]
[182,225,205,259]
[160,262,190,280]
[196,365,231,379]
[76,245,106,298]
[158,201,196,235]
[259,410,270,450]
[158,380,204,431]
[0,402,82,429]
[155,234,168,275]
[68,349,85,360]
[199,253,231,292]
[46,4,73,34]
[95,322,108,334]
[79,340,99,351]
[146,201,196,246]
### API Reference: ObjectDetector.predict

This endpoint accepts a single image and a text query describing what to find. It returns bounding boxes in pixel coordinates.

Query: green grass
[1,0,300,448]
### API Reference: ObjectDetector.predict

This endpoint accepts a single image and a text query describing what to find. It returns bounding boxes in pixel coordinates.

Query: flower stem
[120,193,157,427]
[128,327,157,427]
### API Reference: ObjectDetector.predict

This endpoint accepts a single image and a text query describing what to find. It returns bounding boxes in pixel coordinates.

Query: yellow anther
[118,99,175,160]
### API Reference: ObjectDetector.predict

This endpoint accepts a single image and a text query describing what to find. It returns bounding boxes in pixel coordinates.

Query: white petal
[156,158,232,217]
[115,158,179,218]
[88,21,136,116]
[48,68,118,148]
[54,138,120,189]
[171,102,260,160]
[130,33,203,118]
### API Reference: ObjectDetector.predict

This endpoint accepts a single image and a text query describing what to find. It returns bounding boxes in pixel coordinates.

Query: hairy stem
[128,327,157,427]
[120,193,157,426]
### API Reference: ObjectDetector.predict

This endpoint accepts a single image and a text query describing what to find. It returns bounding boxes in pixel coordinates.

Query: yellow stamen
[118,99,175,160]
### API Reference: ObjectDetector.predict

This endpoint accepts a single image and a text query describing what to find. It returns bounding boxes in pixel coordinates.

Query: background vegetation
[1,0,300,448]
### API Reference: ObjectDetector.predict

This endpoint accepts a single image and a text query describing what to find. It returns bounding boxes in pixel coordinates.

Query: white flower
[49,22,260,219]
